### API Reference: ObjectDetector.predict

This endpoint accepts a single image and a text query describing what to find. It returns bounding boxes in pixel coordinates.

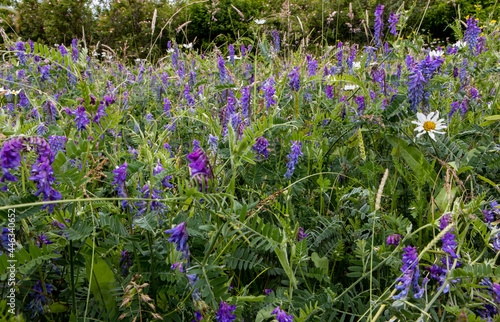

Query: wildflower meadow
[1,3,500,321]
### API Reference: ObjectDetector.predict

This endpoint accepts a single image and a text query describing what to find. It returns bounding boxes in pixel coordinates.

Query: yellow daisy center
[423,121,436,132]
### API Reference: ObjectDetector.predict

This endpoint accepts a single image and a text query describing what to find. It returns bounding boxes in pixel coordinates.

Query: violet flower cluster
[272,306,294,322]
[393,246,427,300]
[215,301,237,322]
[373,4,384,46]
[284,141,303,179]
[187,148,213,192]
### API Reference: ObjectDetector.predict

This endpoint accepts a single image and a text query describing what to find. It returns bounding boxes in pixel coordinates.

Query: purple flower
[374,4,385,46]
[464,17,481,55]
[263,77,277,109]
[218,56,226,83]
[40,65,51,83]
[27,281,53,318]
[187,148,212,178]
[74,105,90,131]
[288,67,301,92]
[483,201,500,223]
[171,262,184,272]
[387,234,402,246]
[407,70,426,112]
[71,39,79,61]
[355,96,365,115]
[307,55,318,77]
[297,227,307,241]
[272,30,280,52]
[208,134,218,153]
[154,160,173,189]
[15,41,27,65]
[36,233,53,248]
[215,301,237,322]
[112,162,128,208]
[272,306,294,322]
[192,139,201,151]
[184,84,195,107]
[284,141,303,179]
[0,137,24,185]
[264,289,273,295]
[346,44,357,70]
[195,311,203,321]
[253,136,269,159]
[59,44,68,56]
[165,222,189,253]
[393,246,425,300]
[337,41,343,67]
[388,12,400,36]
[325,85,334,99]
[241,86,251,119]
[93,103,108,123]
[228,44,235,64]
[120,250,132,275]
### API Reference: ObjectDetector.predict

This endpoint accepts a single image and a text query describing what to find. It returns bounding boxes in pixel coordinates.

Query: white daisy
[352,61,361,69]
[411,111,447,141]
[254,19,266,25]
[343,84,359,90]
[183,43,193,49]
[428,49,444,59]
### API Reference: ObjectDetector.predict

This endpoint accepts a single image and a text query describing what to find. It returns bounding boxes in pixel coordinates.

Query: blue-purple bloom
[241,86,251,119]
[228,44,235,64]
[272,306,294,322]
[112,162,128,209]
[15,41,27,65]
[374,4,385,46]
[215,301,237,322]
[218,56,226,83]
[253,136,269,160]
[388,12,400,36]
[408,70,426,112]
[71,39,79,61]
[464,17,482,55]
[483,201,500,223]
[263,77,276,109]
[165,222,189,253]
[264,289,273,295]
[272,30,280,52]
[74,105,90,131]
[120,250,132,275]
[297,227,307,241]
[307,55,318,77]
[27,281,53,318]
[284,141,303,179]
[288,67,301,92]
[393,246,425,300]
[387,234,402,246]
[187,149,212,192]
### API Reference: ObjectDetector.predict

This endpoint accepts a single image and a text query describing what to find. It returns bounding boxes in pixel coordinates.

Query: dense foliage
[2,0,500,59]
[0,4,500,322]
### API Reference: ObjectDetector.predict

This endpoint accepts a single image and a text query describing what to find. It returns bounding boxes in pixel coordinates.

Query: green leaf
[387,135,438,186]
[311,252,329,275]
[85,257,117,316]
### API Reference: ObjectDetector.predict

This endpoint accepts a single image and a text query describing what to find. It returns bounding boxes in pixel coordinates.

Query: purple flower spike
[264,289,273,295]
[272,306,294,322]
[165,222,189,253]
[253,136,269,160]
[74,105,90,131]
[393,246,425,300]
[374,4,385,46]
[387,234,402,246]
[215,301,237,322]
[187,148,213,192]
[284,141,303,179]
[297,227,307,241]
[388,12,400,36]
[288,67,301,92]
[0,137,24,185]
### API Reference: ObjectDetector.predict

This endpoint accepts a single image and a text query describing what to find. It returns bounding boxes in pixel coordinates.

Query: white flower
[343,84,359,90]
[166,49,175,53]
[10,90,20,95]
[454,40,466,49]
[227,55,242,60]
[254,19,266,25]
[183,43,193,49]
[352,61,361,69]
[411,111,447,141]
[428,49,444,58]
